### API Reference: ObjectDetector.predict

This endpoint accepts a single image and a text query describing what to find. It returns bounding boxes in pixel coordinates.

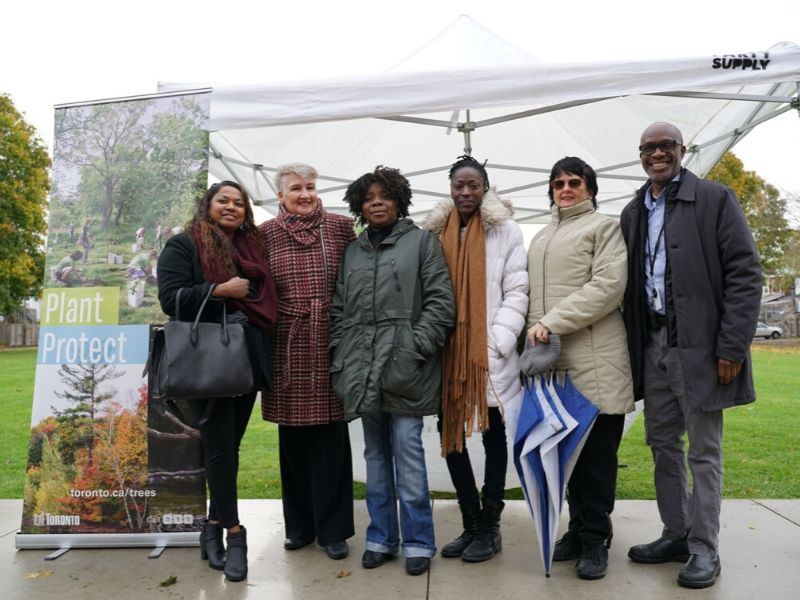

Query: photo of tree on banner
[45,94,210,325]
[21,362,156,534]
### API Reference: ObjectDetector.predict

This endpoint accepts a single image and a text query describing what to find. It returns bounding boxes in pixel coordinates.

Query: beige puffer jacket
[527,199,634,414]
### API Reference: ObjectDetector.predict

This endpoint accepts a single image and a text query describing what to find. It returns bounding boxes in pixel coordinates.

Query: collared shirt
[643,174,680,315]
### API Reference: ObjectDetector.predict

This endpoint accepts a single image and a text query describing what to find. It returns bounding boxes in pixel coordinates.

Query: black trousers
[278,421,355,545]
[441,407,507,505]
[189,391,256,529]
[565,413,625,544]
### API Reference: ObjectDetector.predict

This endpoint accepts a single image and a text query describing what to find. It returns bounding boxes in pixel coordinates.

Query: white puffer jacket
[422,189,529,410]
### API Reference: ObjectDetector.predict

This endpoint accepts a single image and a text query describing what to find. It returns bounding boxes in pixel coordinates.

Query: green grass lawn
[1,345,798,499]
[614,345,800,499]
[0,348,37,497]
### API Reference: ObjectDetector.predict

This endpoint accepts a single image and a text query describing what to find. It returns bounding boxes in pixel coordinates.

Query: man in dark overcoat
[620,122,762,589]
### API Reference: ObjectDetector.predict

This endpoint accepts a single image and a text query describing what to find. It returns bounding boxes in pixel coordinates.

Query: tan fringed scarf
[440,208,489,455]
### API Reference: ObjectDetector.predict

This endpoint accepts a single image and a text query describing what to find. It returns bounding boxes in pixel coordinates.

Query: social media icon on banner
[162,513,194,525]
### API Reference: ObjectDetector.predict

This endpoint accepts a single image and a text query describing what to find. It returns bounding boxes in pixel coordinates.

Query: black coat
[156,232,271,389]
[620,169,762,412]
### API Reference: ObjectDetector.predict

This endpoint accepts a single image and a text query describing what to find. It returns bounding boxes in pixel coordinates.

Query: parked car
[755,321,783,339]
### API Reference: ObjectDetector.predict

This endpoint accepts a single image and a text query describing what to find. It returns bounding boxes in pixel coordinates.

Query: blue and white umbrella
[513,373,599,575]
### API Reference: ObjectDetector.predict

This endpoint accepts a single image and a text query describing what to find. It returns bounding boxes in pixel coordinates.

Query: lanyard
[646,223,664,281]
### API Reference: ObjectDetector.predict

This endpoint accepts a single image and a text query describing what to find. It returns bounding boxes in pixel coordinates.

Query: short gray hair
[274,163,319,193]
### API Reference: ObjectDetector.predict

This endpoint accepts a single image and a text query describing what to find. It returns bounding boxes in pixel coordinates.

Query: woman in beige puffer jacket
[526,156,634,581]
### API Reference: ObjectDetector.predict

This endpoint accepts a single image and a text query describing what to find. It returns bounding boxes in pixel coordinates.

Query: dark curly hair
[186,180,265,272]
[448,155,489,192]
[343,166,412,226]
[548,156,598,208]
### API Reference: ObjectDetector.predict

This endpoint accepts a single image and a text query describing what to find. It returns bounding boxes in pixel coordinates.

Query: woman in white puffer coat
[422,155,528,564]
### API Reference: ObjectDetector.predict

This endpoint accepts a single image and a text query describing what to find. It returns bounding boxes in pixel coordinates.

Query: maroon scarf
[192,227,278,330]
[275,201,325,246]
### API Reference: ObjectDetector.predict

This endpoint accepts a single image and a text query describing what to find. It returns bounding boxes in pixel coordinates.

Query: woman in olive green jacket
[330,166,454,576]
[330,188,454,421]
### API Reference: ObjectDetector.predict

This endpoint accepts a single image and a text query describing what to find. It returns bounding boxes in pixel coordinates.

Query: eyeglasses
[638,140,682,155]
[551,178,584,191]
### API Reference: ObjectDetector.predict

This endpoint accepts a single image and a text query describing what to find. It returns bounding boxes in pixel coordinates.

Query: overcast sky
[3,0,799,195]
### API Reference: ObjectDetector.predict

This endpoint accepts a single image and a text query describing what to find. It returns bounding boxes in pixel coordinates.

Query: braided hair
[448,155,489,192]
[344,166,413,226]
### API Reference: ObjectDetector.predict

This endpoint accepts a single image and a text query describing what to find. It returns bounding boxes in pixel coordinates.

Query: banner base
[15,531,199,552]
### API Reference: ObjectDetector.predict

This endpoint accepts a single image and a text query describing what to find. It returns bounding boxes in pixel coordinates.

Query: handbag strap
[175,284,226,321]
[175,285,231,347]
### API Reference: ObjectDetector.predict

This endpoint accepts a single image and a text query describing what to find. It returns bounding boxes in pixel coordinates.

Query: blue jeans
[361,411,436,558]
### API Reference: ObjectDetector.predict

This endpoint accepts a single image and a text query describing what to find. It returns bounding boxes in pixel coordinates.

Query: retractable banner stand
[16,90,212,554]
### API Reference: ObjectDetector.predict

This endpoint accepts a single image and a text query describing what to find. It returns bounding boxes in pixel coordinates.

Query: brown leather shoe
[628,535,689,564]
[678,554,721,589]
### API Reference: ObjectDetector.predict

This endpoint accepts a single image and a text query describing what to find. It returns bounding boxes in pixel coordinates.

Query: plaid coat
[259,211,355,425]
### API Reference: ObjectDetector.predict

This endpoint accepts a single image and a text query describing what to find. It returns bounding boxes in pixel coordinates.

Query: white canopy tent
[157,16,799,490]
[160,15,800,226]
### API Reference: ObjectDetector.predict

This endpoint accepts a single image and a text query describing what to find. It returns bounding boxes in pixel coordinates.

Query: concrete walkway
[2,499,798,600]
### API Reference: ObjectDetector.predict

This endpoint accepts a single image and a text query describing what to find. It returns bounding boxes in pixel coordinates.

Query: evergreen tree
[53,363,122,465]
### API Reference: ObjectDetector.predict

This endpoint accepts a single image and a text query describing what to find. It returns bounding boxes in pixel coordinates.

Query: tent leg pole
[462,109,473,156]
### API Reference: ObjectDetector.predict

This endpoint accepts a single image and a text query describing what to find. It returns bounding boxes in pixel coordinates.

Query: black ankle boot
[224,526,248,582]
[462,498,504,563]
[200,520,225,570]
[441,501,482,558]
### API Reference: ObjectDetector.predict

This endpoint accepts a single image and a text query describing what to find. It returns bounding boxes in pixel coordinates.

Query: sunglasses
[638,140,682,155]
[551,178,584,191]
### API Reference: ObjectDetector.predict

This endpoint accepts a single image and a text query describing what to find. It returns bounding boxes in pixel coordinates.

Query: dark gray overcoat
[620,169,762,413]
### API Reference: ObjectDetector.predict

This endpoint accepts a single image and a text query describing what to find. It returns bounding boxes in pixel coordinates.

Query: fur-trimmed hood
[421,188,514,235]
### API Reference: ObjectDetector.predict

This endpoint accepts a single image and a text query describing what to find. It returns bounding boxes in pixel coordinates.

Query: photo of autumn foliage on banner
[23,362,153,533]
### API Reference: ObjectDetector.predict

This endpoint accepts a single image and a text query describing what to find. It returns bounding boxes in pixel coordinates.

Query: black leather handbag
[147,285,253,401]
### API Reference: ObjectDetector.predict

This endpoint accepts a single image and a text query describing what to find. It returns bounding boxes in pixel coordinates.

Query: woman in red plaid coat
[259,163,356,560]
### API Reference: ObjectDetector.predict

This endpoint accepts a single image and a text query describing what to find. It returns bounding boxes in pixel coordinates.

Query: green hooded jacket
[330,219,455,420]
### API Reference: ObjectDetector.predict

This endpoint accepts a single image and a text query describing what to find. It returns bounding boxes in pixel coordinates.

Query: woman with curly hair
[157,181,278,582]
[331,166,455,576]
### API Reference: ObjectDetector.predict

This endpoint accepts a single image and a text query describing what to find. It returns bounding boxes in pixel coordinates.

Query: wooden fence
[0,323,39,347]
